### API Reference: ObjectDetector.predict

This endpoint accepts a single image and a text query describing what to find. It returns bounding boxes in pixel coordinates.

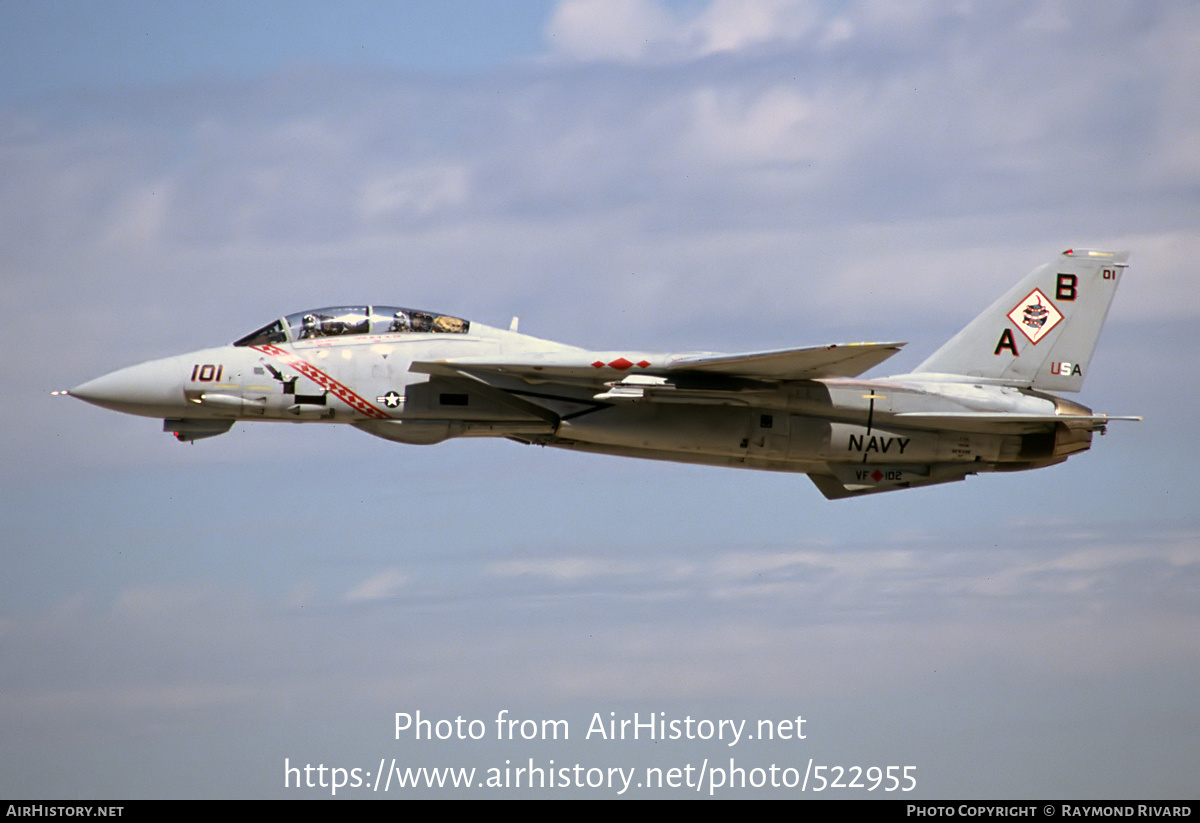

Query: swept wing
[412,341,904,384]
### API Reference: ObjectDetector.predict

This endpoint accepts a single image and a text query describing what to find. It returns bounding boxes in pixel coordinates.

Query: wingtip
[833,341,906,349]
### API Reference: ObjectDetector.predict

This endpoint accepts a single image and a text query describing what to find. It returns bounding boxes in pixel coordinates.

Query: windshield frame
[233,305,471,347]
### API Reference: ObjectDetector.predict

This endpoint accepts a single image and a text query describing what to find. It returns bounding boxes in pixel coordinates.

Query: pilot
[389,310,411,333]
[299,314,321,339]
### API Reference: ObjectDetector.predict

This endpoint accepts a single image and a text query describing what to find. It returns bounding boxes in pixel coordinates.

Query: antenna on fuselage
[509,316,519,332]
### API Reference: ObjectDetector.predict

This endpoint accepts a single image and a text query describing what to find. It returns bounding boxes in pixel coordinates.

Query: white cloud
[543,0,976,63]
[344,568,410,602]
[680,84,815,167]
[686,0,823,56]
[358,164,471,218]
[543,0,865,62]
[489,556,636,582]
[545,0,677,61]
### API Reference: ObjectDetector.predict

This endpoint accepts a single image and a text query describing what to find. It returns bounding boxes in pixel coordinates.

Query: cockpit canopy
[234,305,470,347]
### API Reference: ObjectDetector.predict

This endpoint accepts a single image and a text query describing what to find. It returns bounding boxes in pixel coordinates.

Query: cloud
[488,556,633,582]
[5,524,1197,717]
[545,0,678,62]
[358,164,471,219]
[6,3,1195,318]
[344,568,410,603]
[544,0,834,62]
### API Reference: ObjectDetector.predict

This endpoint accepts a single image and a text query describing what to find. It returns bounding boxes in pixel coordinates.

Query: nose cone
[71,358,188,418]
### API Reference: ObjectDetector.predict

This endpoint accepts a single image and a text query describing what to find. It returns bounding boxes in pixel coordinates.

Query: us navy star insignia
[377,391,402,408]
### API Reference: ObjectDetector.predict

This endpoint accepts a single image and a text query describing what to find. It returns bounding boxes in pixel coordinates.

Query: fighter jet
[71,249,1138,498]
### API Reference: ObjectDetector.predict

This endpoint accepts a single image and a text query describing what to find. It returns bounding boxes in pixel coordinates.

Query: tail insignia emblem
[1007,289,1063,344]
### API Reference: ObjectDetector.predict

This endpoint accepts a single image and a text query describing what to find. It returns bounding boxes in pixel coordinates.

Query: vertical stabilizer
[911,249,1128,392]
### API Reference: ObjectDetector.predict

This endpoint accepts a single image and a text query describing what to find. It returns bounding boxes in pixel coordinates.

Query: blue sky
[2,0,1198,799]
[2,1,558,100]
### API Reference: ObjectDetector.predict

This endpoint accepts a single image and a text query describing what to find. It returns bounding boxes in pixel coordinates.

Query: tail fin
[911,249,1128,392]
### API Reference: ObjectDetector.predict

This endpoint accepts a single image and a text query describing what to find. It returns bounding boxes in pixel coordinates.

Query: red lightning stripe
[251,344,391,419]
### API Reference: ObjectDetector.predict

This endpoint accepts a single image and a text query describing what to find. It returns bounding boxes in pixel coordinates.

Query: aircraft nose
[71,359,186,417]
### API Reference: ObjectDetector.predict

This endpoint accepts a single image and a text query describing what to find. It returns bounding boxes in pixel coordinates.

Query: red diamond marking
[871,470,884,482]
[591,361,605,368]
[637,360,650,368]
[608,357,633,370]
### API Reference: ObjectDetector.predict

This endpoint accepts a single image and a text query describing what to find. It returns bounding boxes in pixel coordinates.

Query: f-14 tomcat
[72,249,1138,498]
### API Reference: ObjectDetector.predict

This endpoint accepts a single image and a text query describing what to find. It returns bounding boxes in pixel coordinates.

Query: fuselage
[71,304,1093,482]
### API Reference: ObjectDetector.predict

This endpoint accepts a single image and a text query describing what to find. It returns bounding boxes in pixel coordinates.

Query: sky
[1,0,1198,799]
